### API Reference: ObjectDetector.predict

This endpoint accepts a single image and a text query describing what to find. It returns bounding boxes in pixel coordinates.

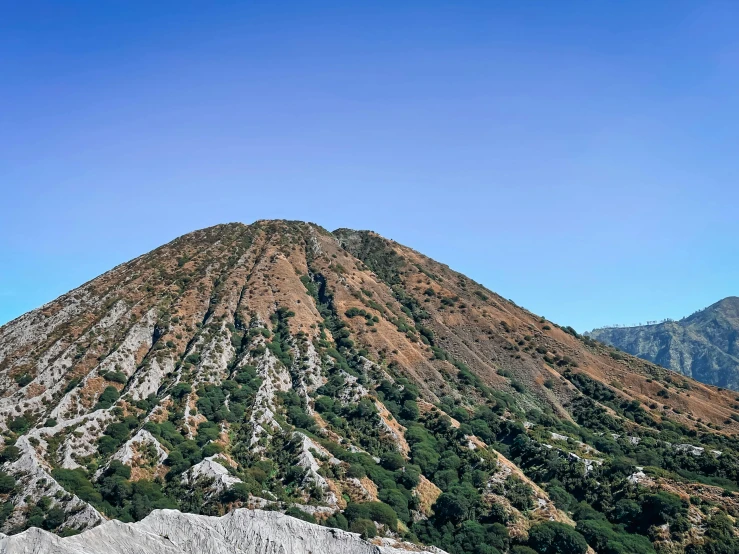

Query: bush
[8,416,31,434]
[505,476,533,511]
[103,370,127,384]
[344,502,398,530]
[51,468,102,505]
[577,519,655,554]
[432,493,470,524]
[221,483,251,503]
[350,518,376,538]
[285,507,317,524]
[0,471,16,494]
[171,383,192,399]
[527,522,588,554]
[637,491,685,530]
[324,512,349,531]
[94,386,120,410]
[346,464,366,479]
[380,452,405,471]
[43,507,66,530]
[0,445,21,463]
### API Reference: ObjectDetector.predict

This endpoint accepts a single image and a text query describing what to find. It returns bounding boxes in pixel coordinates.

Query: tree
[577,519,655,554]
[639,492,685,530]
[285,506,317,524]
[380,452,405,471]
[95,386,120,409]
[0,471,16,494]
[433,493,470,524]
[350,518,376,539]
[0,445,20,463]
[171,383,192,399]
[400,400,420,421]
[527,522,588,554]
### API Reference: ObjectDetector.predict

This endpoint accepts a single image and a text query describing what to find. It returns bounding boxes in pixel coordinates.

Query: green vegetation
[94,386,120,410]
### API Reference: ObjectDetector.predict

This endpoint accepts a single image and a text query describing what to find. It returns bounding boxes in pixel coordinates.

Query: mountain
[589,297,739,391]
[1,220,739,554]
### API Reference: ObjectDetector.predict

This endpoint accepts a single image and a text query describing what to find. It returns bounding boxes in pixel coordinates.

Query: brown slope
[334,228,739,432]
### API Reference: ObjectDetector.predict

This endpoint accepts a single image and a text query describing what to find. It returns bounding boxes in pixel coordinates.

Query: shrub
[527,522,588,554]
[0,471,16,494]
[346,464,366,479]
[349,518,376,538]
[285,507,316,524]
[8,416,31,434]
[94,386,120,410]
[344,502,398,530]
[43,507,66,530]
[380,452,405,471]
[577,519,655,554]
[103,370,127,384]
[0,445,21,463]
[221,483,250,503]
[432,493,470,524]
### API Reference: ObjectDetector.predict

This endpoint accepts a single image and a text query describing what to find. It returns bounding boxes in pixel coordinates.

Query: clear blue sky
[2,1,738,331]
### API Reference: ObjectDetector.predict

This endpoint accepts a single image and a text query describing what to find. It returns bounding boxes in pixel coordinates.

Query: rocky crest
[0,508,443,554]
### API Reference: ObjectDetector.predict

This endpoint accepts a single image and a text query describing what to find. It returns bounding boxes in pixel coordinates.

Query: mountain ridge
[1,220,739,554]
[590,296,739,390]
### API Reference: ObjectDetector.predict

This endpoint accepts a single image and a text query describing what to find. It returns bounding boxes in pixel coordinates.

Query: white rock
[0,509,448,554]
[182,456,242,494]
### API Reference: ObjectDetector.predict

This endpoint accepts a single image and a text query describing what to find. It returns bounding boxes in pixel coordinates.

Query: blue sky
[2,1,739,331]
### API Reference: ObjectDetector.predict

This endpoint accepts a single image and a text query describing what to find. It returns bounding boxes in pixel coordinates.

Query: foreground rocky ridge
[1,220,739,554]
[590,297,739,391]
[0,508,444,554]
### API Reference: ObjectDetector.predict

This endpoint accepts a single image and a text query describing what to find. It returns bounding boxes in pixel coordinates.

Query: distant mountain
[3,221,739,554]
[590,297,739,390]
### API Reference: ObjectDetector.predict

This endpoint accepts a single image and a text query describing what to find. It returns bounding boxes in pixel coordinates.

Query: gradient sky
[2,1,739,331]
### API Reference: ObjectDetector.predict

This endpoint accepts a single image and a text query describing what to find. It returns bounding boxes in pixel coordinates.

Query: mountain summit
[2,220,739,554]
[590,296,739,391]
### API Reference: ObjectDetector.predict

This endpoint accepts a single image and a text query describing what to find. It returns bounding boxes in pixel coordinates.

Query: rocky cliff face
[1,221,739,554]
[590,297,739,390]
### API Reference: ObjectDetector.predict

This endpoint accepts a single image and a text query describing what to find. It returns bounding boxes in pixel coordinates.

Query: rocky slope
[1,220,739,554]
[590,297,739,390]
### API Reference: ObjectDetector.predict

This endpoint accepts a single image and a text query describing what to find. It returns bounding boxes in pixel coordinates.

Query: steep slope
[590,297,739,390]
[1,220,739,554]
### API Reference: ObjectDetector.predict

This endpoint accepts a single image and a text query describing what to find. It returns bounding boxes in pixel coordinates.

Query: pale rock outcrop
[128,356,175,401]
[247,339,291,448]
[0,509,448,554]
[293,433,339,506]
[2,436,103,532]
[182,456,242,494]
